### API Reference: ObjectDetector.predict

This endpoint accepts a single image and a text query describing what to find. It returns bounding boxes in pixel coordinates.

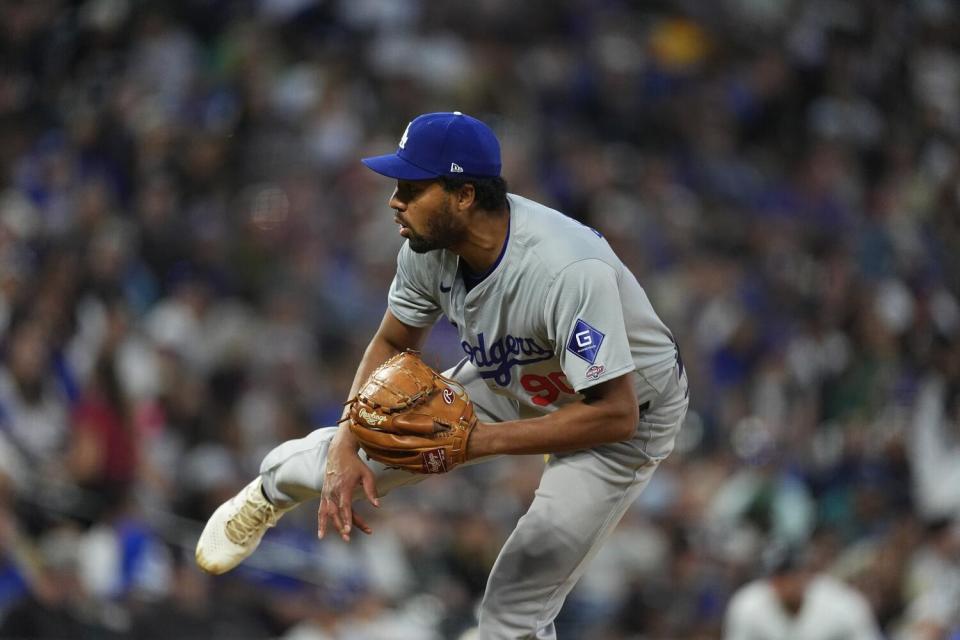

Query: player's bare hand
[318,439,380,542]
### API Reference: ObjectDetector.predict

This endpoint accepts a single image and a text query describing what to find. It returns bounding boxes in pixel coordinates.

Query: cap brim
[361,154,438,180]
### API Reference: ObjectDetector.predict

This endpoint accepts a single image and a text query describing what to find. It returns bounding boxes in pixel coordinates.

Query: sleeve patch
[566,319,605,365]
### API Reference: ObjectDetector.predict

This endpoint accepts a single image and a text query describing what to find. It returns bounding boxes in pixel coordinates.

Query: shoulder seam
[541,257,621,328]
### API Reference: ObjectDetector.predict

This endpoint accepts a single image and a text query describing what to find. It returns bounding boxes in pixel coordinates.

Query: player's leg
[196,357,516,575]
[477,454,662,639]
[195,425,425,574]
[477,367,689,639]
[260,357,519,506]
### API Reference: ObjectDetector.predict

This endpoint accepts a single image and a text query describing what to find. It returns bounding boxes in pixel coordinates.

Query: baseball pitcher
[195,112,689,639]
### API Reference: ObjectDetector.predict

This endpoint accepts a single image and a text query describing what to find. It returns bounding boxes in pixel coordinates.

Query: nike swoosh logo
[440,283,451,292]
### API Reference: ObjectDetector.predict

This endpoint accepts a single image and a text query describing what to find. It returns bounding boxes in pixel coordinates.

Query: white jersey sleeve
[387,243,442,328]
[545,258,636,392]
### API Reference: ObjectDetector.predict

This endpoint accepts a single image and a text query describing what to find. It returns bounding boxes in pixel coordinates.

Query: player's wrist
[332,423,361,452]
[465,421,491,459]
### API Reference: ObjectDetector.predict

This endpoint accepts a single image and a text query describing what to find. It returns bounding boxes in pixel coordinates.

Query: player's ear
[456,183,476,211]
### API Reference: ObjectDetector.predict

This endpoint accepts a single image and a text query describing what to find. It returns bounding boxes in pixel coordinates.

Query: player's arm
[466,372,639,457]
[320,309,430,542]
[335,309,431,441]
[469,256,641,457]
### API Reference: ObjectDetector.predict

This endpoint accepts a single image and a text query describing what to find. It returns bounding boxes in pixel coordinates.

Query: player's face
[389,180,468,253]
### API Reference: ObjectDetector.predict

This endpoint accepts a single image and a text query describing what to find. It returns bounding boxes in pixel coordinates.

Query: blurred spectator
[896,519,960,640]
[909,347,960,521]
[0,525,116,639]
[66,350,137,517]
[0,318,73,495]
[724,545,882,640]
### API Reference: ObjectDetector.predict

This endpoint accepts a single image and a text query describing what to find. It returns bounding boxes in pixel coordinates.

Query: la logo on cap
[362,111,501,180]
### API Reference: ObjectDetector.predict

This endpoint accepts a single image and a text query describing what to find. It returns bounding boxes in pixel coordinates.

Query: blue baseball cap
[362,112,501,180]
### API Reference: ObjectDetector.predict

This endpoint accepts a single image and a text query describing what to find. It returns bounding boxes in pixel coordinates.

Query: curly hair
[439,175,509,212]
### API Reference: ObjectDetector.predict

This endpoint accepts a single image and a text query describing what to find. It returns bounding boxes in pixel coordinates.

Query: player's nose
[388,188,405,212]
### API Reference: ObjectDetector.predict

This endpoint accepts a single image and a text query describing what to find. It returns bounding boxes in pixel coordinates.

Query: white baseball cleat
[195,476,293,575]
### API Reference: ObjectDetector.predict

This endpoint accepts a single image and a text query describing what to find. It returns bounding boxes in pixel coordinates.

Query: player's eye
[396,182,417,200]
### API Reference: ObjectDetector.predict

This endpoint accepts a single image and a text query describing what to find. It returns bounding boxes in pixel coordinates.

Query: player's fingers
[328,503,345,540]
[351,510,372,535]
[360,468,381,508]
[337,490,353,541]
[318,496,343,539]
[317,498,333,539]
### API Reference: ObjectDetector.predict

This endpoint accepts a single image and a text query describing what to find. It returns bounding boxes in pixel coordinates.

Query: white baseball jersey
[388,193,679,419]
[258,196,689,640]
[724,575,882,640]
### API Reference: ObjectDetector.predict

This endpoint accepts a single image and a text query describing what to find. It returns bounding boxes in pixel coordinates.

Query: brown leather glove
[347,350,477,473]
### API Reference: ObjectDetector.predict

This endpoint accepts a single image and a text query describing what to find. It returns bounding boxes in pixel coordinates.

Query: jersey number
[521,373,576,406]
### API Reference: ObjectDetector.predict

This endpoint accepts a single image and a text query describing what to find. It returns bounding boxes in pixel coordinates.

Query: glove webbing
[362,368,434,412]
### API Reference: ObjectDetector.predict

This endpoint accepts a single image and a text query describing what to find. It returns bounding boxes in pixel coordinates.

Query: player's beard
[406,200,468,253]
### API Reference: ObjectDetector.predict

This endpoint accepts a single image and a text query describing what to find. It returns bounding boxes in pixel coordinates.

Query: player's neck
[454,206,510,276]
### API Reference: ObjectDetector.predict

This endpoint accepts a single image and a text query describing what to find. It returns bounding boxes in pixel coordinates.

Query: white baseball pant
[259,358,688,639]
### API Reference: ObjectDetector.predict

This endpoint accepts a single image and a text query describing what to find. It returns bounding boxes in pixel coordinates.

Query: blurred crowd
[0,0,959,638]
